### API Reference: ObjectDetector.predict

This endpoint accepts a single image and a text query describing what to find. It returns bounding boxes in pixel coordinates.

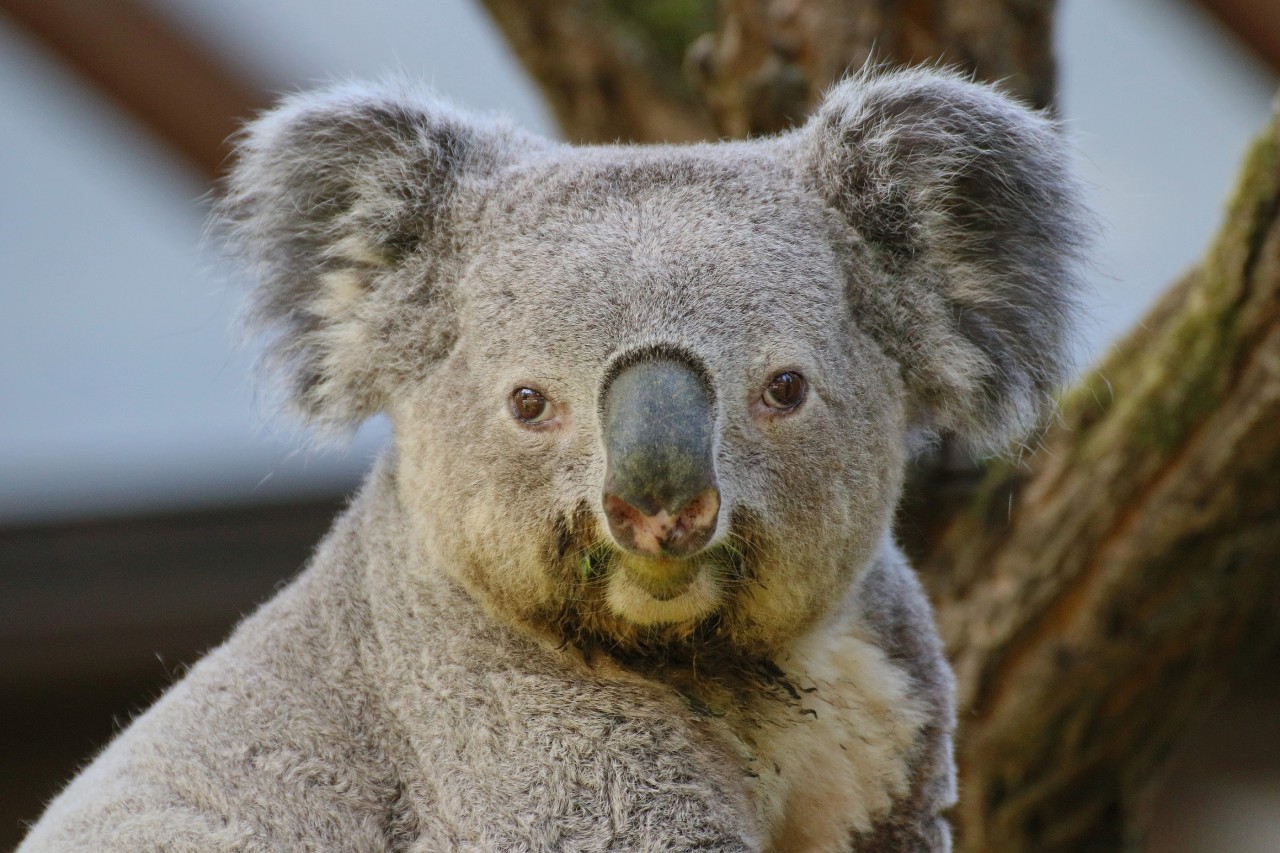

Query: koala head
[220,71,1085,658]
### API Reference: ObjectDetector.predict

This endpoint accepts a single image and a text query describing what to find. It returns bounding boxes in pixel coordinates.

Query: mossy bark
[930,114,1280,852]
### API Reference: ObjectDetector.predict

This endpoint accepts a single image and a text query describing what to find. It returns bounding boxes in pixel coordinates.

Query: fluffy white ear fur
[218,82,535,431]
[799,68,1089,453]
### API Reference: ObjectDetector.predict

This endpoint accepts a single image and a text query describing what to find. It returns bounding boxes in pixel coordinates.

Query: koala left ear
[798,68,1089,453]
[219,81,536,431]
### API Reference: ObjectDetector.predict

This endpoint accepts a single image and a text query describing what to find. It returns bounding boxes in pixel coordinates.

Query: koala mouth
[575,546,701,599]
[555,504,762,637]
[615,555,702,600]
[606,562,721,627]
[573,536,750,627]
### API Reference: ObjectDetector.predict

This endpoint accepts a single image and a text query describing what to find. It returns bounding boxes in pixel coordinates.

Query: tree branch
[0,0,268,182]
[476,0,717,143]
[481,0,1058,144]
[686,0,1058,137]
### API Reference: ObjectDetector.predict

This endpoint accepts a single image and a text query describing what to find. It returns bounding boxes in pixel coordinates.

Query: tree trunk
[480,1,1280,849]
[933,117,1280,852]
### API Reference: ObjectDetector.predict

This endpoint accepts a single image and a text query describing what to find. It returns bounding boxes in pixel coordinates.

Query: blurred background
[1,0,1277,849]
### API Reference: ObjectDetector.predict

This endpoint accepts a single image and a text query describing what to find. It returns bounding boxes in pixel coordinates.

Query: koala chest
[707,627,930,852]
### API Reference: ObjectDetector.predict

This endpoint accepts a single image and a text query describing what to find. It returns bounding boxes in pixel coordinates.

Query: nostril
[672,488,720,545]
[603,488,721,558]
[603,492,646,534]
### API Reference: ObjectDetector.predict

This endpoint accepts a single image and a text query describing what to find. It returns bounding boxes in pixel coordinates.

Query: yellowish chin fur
[605,563,722,627]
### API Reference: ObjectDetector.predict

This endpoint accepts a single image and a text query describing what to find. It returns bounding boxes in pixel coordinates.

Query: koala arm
[847,541,957,851]
[17,539,407,853]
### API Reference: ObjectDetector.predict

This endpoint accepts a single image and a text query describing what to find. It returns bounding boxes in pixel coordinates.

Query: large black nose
[601,357,720,558]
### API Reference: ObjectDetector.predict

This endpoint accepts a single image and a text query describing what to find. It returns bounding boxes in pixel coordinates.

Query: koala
[20,68,1085,852]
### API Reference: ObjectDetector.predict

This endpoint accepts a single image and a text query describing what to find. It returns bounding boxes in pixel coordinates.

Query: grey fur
[21,69,1085,852]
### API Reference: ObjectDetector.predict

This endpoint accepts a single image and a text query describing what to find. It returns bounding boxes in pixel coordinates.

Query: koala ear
[798,68,1089,453]
[218,81,533,431]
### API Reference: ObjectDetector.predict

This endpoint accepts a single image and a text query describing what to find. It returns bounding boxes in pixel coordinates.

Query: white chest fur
[706,606,929,852]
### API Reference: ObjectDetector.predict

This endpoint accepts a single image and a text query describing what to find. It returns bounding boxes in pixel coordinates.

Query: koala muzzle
[601,358,720,559]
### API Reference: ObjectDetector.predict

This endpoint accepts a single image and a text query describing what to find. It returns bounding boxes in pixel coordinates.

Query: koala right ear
[797,68,1089,454]
[218,81,534,431]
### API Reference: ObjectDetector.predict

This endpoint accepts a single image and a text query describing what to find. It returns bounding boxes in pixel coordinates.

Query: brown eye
[511,387,554,424]
[762,371,806,411]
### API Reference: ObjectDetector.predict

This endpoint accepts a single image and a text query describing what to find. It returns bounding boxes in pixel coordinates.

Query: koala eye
[510,387,555,425]
[762,371,807,412]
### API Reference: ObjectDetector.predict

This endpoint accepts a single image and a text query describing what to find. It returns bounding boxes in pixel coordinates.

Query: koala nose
[603,488,721,558]
[601,357,721,558]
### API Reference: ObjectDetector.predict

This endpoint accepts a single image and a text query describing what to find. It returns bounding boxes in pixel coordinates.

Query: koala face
[221,71,1085,658]
[394,148,908,654]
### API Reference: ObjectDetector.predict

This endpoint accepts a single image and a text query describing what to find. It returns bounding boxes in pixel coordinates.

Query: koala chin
[20,69,1087,852]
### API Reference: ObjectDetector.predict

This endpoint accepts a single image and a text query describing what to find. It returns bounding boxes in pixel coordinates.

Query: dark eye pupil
[765,372,804,409]
[512,388,547,421]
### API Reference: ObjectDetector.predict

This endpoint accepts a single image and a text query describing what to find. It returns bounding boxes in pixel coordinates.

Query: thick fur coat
[21,69,1086,852]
